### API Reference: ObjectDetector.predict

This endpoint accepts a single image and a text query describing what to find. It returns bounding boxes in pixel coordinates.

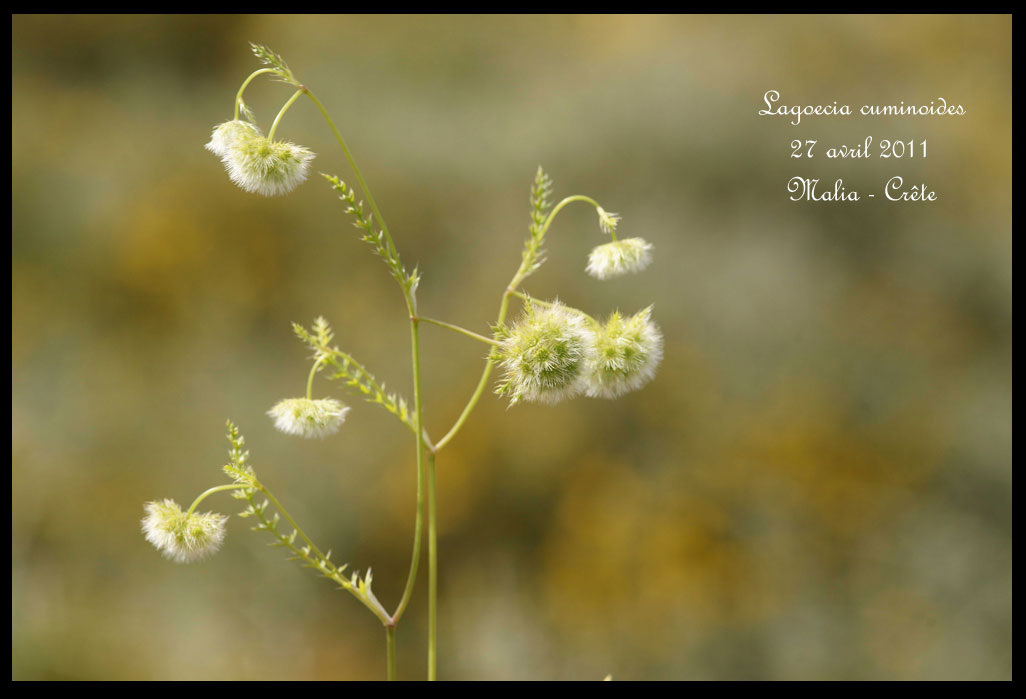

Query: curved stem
[540,195,601,241]
[304,89,400,259]
[268,89,305,141]
[185,484,249,517]
[434,292,511,452]
[306,355,328,400]
[418,316,500,347]
[435,193,605,452]
[234,68,277,120]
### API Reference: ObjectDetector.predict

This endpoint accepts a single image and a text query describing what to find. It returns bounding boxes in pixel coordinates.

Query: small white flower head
[495,301,596,406]
[586,237,654,280]
[596,206,621,236]
[141,499,228,564]
[582,306,663,399]
[268,397,350,438]
[223,135,316,197]
[205,119,263,158]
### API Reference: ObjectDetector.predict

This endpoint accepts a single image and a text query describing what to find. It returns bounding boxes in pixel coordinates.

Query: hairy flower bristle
[582,307,663,398]
[141,499,228,564]
[205,119,263,158]
[495,301,596,406]
[268,398,349,438]
[223,135,316,196]
[586,238,654,280]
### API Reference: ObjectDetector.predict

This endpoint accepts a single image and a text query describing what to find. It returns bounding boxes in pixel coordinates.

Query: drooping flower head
[223,136,316,197]
[586,238,654,280]
[205,118,315,197]
[582,306,663,399]
[142,499,228,564]
[268,397,349,438]
[205,119,263,158]
[495,301,596,406]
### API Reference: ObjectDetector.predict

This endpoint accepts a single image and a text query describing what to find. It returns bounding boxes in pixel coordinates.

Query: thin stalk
[304,89,399,256]
[435,193,604,452]
[419,316,501,347]
[390,319,426,626]
[258,483,329,564]
[234,68,277,119]
[386,626,397,681]
[434,292,511,452]
[540,195,601,240]
[185,484,249,517]
[306,89,431,680]
[427,450,438,681]
[306,355,327,400]
[268,89,305,141]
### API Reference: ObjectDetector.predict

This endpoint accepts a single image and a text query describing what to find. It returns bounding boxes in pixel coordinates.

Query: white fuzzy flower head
[582,306,663,399]
[268,397,350,438]
[221,134,315,197]
[205,119,263,158]
[141,499,228,564]
[586,237,654,280]
[495,301,596,406]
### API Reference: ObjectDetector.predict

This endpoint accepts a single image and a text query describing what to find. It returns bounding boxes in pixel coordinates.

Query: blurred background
[12,15,1011,680]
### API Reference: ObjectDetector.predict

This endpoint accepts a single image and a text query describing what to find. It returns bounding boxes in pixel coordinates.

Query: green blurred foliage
[12,15,1011,680]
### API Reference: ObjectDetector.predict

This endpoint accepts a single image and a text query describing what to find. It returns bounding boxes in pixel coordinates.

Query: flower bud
[495,302,596,406]
[586,238,653,280]
[141,499,228,564]
[267,397,349,438]
[596,206,621,235]
[582,307,662,398]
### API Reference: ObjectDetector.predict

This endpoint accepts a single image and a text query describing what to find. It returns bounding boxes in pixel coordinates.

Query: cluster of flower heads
[267,397,350,438]
[141,499,228,564]
[205,119,315,196]
[495,301,662,406]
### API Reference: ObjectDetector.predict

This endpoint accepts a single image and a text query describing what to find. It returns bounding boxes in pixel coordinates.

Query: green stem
[304,89,399,258]
[391,320,426,627]
[386,626,397,681]
[427,450,438,681]
[234,68,277,120]
[306,355,327,400]
[268,89,305,141]
[258,483,329,564]
[185,484,249,517]
[307,85,438,680]
[245,481,391,626]
[435,193,605,452]
[434,292,511,452]
[418,316,500,347]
